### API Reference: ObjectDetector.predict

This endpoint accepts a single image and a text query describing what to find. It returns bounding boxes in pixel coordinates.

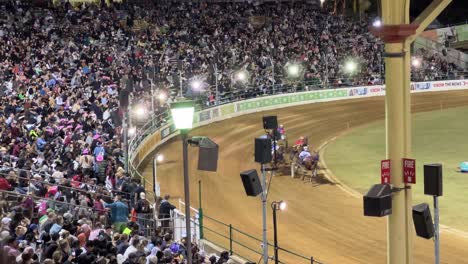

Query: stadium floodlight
[287,63,301,78]
[190,79,203,91]
[412,58,422,68]
[156,154,164,163]
[158,92,167,101]
[170,100,195,130]
[320,0,325,6]
[134,105,147,119]
[128,127,136,137]
[373,19,382,27]
[234,70,248,82]
[345,60,358,74]
[279,200,287,211]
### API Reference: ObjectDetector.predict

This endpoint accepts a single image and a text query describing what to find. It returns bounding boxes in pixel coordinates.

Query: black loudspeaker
[424,164,443,196]
[412,203,434,239]
[240,170,262,197]
[197,138,219,172]
[363,184,392,217]
[263,116,278,130]
[255,138,272,164]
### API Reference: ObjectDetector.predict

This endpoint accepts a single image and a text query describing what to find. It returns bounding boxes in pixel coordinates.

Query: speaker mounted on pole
[255,137,272,164]
[263,116,278,130]
[197,137,219,172]
[240,169,262,197]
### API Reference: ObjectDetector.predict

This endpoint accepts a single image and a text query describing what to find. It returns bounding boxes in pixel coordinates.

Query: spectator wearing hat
[79,149,94,177]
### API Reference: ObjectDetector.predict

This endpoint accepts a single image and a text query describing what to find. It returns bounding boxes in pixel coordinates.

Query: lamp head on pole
[170,100,195,132]
[128,127,136,137]
[286,63,301,78]
[156,154,164,163]
[133,105,147,119]
[344,60,358,74]
[272,200,287,211]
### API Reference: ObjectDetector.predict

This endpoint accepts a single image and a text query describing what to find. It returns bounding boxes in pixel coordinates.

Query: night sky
[410,0,468,25]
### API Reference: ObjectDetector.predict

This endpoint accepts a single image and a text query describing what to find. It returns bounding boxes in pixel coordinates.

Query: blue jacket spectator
[102,196,129,225]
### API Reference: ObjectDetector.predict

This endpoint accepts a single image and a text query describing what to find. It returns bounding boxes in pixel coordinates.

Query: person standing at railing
[101,195,129,233]
[158,195,176,231]
[135,192,152,237]
[133,179,145,209]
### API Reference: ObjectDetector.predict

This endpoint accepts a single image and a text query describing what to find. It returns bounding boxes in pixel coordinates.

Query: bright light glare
[279,201,287,211]
[320,0,325,3]
[287,64,300,77]
[373,19,382,27]
[128,127,136,136]
[134,106,146,118]
[158,92,167,101]
[156,154,164,162]
[171,107,195,130]
[345,61,357,73]
[412,58,421,67]
[235,71,247,82]
[191,80,203,90]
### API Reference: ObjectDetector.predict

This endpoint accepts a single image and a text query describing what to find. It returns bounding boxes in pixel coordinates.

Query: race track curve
[142,90,468,264]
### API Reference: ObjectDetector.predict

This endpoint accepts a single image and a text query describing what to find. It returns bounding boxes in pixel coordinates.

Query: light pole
[170,101,195,264]
[214,63,219,105]
[269,57,275,94]
[271,200,287,264]
[123,111,129,173]
[124,95,133,174]
[151,82,155,126]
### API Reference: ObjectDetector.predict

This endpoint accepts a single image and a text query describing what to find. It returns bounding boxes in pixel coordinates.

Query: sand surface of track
[142,90,468,263]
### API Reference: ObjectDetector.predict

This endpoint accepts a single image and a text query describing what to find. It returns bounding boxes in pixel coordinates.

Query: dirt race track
[142,90,468,264]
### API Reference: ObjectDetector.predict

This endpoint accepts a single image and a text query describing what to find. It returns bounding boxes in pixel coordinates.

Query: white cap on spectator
[148,256,158,264]
[199,250,206,258]
[1,217,11,225]
[0,230,9,240]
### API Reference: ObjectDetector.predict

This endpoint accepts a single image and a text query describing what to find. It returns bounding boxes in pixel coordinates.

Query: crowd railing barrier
[177,198,324,263]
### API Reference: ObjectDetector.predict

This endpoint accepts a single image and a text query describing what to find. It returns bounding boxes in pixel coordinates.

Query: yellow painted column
[381,1,413,264]
[374,0,451,262]
[403,41,414,264]
[384,42,412,264]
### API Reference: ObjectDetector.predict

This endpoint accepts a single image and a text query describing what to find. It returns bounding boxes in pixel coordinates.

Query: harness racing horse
[302,151,320,180]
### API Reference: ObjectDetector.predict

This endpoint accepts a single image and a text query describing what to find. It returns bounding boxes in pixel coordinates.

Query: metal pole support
[182,133,192,264]
[124,111,129,174]
[229,224,233,256]
[198,180,204,239]
[273,206,279,264]
[261,164,268,264]
[434,196,440,264]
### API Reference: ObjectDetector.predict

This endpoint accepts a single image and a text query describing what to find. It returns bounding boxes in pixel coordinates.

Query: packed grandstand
[0,0,466,264]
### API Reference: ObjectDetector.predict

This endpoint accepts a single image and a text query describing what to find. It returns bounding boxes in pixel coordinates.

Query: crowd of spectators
[0,0,464,263]
[412,48,465,82]
[0,190,232,264]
